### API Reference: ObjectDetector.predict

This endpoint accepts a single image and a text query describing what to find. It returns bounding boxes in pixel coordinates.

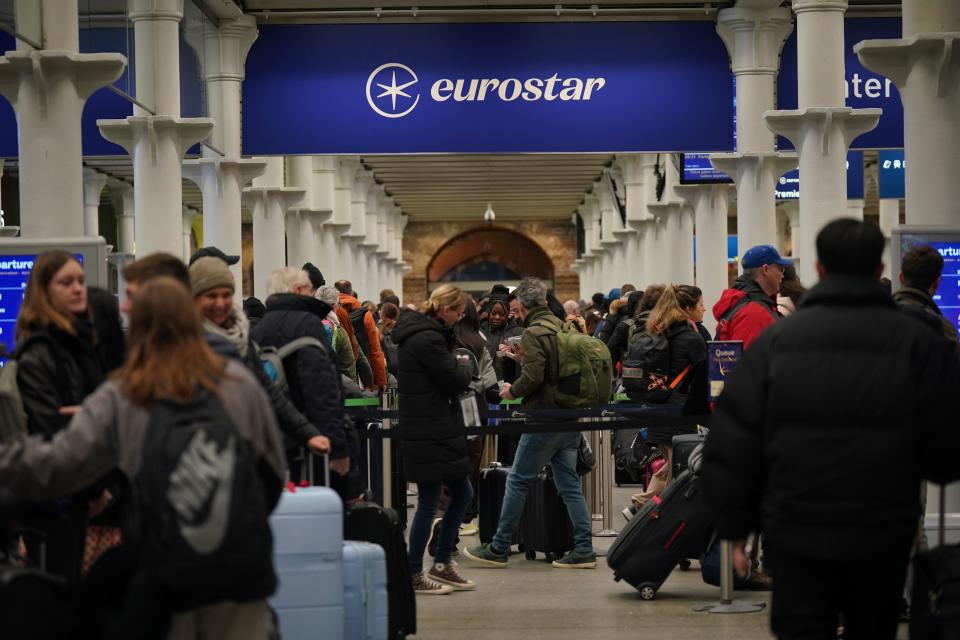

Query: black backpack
[135,393,273,608]
[621,328,674,403]
[349,307,371,358]
[382,333,399,377]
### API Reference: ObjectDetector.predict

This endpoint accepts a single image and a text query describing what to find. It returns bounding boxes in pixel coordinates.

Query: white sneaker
[459,522,478,536]
[412,572,453,595]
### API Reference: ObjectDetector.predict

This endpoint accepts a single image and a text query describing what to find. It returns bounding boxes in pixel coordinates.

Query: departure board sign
[680,153,733,184]
[892,228,960,337]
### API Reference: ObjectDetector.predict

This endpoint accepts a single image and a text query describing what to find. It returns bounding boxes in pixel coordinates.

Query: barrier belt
[345,405,694,421]
[350,415,710,440]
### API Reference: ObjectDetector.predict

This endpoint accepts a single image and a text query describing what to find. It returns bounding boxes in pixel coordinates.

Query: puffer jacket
[16,319,106,439]
[392,309,472,482]
[252,294,357,460]
[701,275,960,558]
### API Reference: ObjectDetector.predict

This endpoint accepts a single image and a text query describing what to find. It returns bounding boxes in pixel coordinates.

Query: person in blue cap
[712,244,791,349]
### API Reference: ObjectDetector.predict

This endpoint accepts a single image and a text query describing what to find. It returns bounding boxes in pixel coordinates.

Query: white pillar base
[98,116,214,257]
[0,50,125,237]
[856,34,960,226]
[83,168,108,238]
[676,184,735,335]
[710,152,798,260]
[765,107,881,281]
[184,157,267,293]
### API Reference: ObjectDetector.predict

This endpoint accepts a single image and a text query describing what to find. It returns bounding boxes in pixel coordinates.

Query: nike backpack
[136,393,273,607]
[621,328,673,403]
[255,336,327,396]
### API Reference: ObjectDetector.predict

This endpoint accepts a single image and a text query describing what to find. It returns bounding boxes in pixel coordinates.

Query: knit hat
[189,256,235,296]
[316,285,339,307]
[302,262,325,290]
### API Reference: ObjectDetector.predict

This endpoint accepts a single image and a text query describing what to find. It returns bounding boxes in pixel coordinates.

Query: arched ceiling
[427,225,555,281]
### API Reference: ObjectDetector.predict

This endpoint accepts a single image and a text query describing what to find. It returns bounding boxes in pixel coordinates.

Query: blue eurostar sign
[241,22,737,155]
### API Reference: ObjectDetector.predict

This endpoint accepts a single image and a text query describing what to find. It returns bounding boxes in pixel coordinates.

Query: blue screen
[775,151,864,200]
[878,149,905,199]
[681,153,733,184]
[899,237,960,336]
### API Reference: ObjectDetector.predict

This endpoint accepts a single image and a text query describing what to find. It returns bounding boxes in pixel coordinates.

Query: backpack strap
[668,364,693,391]
[714,294,778,340]
[276,336,326,360]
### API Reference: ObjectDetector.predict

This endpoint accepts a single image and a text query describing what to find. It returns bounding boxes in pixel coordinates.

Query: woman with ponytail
[392,285,477,595]
[626,284,708,514]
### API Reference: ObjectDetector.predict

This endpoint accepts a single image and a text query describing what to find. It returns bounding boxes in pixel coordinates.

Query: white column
[581,196,605,296]
[647,202,695,285]
[676,184,735,335]
[846,199,865,220]
[283,156,331,268]
[765,0,881,282]
[98,0,213,257]
[784,202,801,258]
[181,206,198,262]
[109,180,136,254]
[0,1,125,238]
[243,186,305,300]
[82,168,108,237]
[328,157,360,284]
[344,171,375,298]
[856,1,960,226]
[710,2,793,254]
[878,198,900,279]
[618,155,650,287]
[311,156,339,279]
[364,184,386,295]
[595,177,629,287]
[396,213,410,297]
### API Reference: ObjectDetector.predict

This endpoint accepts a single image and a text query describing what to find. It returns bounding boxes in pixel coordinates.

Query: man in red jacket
[713,244,790,349]
[335,280,388,390]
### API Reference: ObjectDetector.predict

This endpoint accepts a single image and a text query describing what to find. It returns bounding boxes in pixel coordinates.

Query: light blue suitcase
[270,487,344,640]
[342,541,389,640]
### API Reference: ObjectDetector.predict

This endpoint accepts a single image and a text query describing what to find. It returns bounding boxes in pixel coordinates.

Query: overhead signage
[777,18,903,150]
[241,22,736,155]
[775,151,864,200]
[680,153,733,184]
[878,149,905,199]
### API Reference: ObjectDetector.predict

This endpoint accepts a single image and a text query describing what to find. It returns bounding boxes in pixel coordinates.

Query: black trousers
[770,546,911,640]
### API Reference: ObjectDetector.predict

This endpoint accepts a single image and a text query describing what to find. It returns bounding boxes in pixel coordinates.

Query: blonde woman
[392,284,476,595]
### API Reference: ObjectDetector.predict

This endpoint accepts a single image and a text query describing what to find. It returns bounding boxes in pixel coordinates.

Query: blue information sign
[777,18,903,150]
[241,22,736,155]
[681,153,733,184]
[775,150,864,200]
[707,340,743,401]
[878,149,905,199]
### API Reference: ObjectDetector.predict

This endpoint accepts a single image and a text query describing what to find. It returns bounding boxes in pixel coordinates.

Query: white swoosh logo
[179,433,236,555]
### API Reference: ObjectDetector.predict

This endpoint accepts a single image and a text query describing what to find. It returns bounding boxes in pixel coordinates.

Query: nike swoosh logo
[179,434,236,555]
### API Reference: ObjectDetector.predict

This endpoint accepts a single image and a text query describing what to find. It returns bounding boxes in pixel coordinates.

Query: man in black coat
[701,219,960,640]
[252,267,359,501]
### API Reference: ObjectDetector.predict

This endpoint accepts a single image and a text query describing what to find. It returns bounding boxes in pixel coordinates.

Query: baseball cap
[189,246,239,266]
[741,245,792,270]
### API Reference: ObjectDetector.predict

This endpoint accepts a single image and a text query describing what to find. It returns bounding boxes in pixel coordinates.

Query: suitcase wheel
[637,583,658,600]
[524,550,537,561]
[678,559,691,571]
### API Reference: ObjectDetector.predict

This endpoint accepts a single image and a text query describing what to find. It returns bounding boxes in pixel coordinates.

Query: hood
[265,292,332,319]
[392,308,444,344]
[712,275,771,322]
[339,293,362,311]
[801,274,896,310]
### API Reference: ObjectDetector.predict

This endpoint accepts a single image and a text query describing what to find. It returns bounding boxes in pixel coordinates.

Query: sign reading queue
[241,22,736,155]
[777,18,903,150]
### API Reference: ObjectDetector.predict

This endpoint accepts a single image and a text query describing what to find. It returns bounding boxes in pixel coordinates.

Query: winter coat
[323,313,359,383]
[701,275,960,559]
[87,286,125,374]
[664,320,707,389]
[252,294,357,460]
[392,310,473,482]
[339,294,387,388]
[712,275,781,349]
[16,320,106,439]
[480,319,523,381]
[893,286,959,346]
[511,307,562,412]
[0,359,286,601]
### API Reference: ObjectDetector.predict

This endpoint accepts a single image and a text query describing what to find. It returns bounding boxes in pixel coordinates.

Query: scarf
[204,306,250,358]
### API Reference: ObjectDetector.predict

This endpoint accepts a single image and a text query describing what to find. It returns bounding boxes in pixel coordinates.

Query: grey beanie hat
[189,256,235,296]
[316,285,340,307]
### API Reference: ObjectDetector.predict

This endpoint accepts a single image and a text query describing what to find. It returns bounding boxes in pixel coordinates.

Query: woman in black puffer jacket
[392,284,475,595]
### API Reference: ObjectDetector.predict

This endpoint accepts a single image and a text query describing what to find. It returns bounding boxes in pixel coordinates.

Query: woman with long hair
[626,284,707,513]
[480,295,522,382]
[392,284,476,595]
[0,277,286,638]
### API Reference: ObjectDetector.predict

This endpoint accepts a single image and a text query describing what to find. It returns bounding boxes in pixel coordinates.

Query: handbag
[576,433,596,476]
[911,486,960,640]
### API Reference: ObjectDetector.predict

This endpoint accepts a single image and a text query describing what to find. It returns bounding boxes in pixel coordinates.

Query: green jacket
[511,306,561,411]
[334,324,359,382]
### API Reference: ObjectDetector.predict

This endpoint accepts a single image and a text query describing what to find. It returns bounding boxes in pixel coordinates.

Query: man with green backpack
[463,278,609,570]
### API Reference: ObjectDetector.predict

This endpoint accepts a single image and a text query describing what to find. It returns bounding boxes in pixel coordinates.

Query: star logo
[366,63,420,119]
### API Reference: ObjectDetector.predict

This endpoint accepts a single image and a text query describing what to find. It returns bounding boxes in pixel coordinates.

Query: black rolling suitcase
[359,421,408,528]
[478,463,521,547]
[520,466,574,562]
[606,469,712,600]
[345,503,417,640]
[911,485,960,640]
[672,432,706,478]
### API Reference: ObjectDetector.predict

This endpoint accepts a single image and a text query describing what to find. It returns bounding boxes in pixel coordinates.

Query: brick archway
[427,226,554,283]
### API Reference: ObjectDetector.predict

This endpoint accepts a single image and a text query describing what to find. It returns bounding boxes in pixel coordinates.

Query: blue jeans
[408,476,474,574]
[491,431,593,554]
